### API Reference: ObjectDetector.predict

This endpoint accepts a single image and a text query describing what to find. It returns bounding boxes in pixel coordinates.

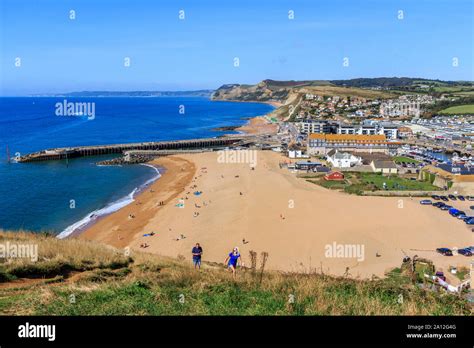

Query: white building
[298,120,335,134]
[326,150,362,168]
[337,123,398,140]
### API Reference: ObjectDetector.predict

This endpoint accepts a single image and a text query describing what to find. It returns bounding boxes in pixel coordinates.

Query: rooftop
[372,160,397,169]
[309,134,387,142]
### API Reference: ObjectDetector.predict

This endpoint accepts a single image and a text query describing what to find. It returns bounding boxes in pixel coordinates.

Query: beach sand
[236,116,278,135]
[79,151,473,279]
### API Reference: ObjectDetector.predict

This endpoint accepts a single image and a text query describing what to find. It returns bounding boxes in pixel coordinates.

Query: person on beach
[225,247,243,279]
[192,243,203,269]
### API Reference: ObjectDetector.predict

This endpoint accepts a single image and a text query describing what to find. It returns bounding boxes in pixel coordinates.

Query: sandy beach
[79,150,473,279]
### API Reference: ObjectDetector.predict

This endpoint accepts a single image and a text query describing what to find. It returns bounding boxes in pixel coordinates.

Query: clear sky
[0,0,472,95]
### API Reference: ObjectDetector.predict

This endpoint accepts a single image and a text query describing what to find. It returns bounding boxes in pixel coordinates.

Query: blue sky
[0,0,472,95]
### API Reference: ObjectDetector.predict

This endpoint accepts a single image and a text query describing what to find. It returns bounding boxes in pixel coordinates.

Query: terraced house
[307,134,400,155]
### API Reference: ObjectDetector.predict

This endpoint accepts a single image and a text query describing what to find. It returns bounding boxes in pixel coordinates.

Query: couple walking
[192,243,243,279]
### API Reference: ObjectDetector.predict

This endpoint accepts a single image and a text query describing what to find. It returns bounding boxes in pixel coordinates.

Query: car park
[436,248,453,256]
[419,200,432,205]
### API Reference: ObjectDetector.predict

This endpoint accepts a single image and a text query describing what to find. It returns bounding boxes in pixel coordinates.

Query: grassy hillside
[439,104,474,115]
[0,231,471,315]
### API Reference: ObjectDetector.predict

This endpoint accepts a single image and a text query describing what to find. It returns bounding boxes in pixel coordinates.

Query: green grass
[310,173,439,193]
[439,104,474,115]
[360,173,438,191]
[393,156,420,164]
[0,231,471,316]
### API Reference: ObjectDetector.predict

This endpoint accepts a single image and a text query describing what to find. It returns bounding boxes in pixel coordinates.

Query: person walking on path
[225,247,243,279]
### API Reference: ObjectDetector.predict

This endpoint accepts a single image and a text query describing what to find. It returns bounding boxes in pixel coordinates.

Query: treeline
[330,77,458,88]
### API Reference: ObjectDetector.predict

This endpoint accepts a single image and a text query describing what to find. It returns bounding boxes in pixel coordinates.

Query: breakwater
[17,137,243,163]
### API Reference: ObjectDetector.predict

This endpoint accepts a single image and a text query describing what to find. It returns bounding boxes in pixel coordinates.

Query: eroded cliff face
[211,80,291,103]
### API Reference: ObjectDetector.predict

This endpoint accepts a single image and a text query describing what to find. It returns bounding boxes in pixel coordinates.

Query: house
[326,149,362,168]
[370,160,398,174]
[288,150,302,158]
[398,126,414,139]
[324,171,345,181]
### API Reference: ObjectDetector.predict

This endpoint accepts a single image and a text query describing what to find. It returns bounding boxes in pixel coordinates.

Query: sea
[0,97,273,236]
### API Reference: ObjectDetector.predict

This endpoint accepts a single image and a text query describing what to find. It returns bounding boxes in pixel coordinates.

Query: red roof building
[324,171,345,181]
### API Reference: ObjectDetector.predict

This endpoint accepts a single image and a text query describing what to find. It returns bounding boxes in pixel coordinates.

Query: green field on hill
[439,104,474,115]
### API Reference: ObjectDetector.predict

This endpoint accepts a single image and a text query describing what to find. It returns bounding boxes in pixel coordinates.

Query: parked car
[440,196,449,201]
[470,205,474,210]
[448,208,459,215]
[448,195,457,201]
[465,217,474,225]
[436,248,453,256]
[458,248,473,257]
[431,195,440,200]
[419,200,432,205]
[435,271,446,281]
[457,214,467,220]
[433,202,445,208]
[440,205,452,210]
[467,196,474,201]
[458,195,465,201]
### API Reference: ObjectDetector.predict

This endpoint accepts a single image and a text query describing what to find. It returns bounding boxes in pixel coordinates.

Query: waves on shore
[57,164,161,239]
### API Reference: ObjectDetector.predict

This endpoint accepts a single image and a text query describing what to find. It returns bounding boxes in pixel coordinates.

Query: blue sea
[0,97,273,235]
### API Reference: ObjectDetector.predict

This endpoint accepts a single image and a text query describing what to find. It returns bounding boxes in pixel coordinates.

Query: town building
[326,149,362,168]
[307,134,399,156]
[370,160,398,174]
[337,123,398,140]
[397,126,414,139]
[324,171,345,181]
[298,120,337,134]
